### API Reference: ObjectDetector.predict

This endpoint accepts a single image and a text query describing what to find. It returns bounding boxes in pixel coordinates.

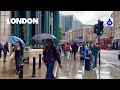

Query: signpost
[93,19,104,79]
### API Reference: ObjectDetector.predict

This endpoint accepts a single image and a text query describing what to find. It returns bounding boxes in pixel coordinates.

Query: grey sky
[60,11,113,25]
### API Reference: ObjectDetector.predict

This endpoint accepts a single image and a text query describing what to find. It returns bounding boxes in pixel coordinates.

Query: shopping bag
[10,52,15,60]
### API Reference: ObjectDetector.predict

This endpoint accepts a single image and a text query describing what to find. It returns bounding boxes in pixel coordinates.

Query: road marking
[101,58,120,72]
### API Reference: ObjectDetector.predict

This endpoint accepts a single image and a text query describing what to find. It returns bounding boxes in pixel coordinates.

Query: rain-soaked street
[0,55,47,79]
[57,51,120,79]
[0,50,120,79]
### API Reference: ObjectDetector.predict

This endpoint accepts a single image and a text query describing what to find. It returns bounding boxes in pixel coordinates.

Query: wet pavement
[0,50,120,79]
[0,55,58,79]
[58,53,118,79]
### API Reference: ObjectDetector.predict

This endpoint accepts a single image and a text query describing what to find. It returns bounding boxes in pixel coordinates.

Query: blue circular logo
[107,18,113,26]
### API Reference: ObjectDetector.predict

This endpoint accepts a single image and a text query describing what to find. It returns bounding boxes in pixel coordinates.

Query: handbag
[18,55,24,66]
[10,52,15,60]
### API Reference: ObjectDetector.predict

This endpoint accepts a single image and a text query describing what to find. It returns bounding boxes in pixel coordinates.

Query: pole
[98,35,100,79]
[32,57,36,77]
[38,54,41,69]
[19,65,23,79]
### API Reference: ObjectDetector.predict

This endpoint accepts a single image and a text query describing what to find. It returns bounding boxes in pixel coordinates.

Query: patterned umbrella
[31,33,56,40]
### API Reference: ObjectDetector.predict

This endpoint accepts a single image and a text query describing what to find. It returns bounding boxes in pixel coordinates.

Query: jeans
[45,62,56,79]
[73,51,77,59]
[63,50,67,56]
[66,51,70,60]
[15,57,21,71]
[92,55,98,69]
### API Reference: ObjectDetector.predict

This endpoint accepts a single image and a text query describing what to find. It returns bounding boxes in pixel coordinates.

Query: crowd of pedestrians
[60,41,100,71]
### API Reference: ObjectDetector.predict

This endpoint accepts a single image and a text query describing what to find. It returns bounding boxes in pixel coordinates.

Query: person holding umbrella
[31,33,62,79]
[9,36,25,74]
[43,39,62,79]
[14,41,24,75]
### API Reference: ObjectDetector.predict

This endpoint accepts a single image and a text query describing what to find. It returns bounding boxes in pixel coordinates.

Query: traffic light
[93,24,98,33]
[97,20,104,35]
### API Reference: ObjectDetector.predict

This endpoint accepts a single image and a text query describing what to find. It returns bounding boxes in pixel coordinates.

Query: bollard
[118,52,120,60]
[38,54,41,69]
[32,57,36,77]
[19,65,23,79]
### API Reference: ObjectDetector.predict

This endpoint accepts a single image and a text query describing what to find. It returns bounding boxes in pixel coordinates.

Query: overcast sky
[60,11,113,25]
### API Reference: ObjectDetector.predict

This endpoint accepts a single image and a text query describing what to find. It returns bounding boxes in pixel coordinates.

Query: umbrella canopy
[9,36,25,48]
[31,33,56,40]
[73,39,82,42]
[59,40,68,45]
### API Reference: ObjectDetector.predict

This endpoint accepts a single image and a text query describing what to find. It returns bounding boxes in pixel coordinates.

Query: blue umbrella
[9,36,25,48]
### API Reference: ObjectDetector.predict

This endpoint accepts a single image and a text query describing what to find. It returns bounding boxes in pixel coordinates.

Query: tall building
[0,11,11,44]
[72,17,83,30]
[104,26,114,37]
[0,11,11,55]
[0,11,60,55]
[59,13,65,32]
[11,11,59,46]
[64,15,83,32]
[65,15,73,32]
[111,11,120,47]
[112,11,120,39]
[72,25,95,44]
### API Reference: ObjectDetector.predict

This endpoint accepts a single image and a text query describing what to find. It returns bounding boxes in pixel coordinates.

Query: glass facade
[65,15,83,32]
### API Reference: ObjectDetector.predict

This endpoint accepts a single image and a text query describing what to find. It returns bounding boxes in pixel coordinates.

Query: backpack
[85,48,90,57]
[66,45,71,51]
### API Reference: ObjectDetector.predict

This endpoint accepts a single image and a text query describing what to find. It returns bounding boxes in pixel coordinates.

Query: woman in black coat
[14,41,24,75]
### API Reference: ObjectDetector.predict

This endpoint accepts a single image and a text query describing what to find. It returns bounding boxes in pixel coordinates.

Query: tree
[59,28,63,40]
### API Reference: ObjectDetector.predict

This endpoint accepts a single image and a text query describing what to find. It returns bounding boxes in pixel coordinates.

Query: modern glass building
[60,13,65,32]
[64,15,83,32]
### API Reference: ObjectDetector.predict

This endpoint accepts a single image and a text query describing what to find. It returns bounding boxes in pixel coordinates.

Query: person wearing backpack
[84,44,91,71]
[79,44,85,61]
[65,43,72,60]
[43,39,62,79]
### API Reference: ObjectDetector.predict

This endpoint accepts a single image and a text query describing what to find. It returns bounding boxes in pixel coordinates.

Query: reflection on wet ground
[0,53,119,79]
[58,53,117,79]
[0,56,46,79]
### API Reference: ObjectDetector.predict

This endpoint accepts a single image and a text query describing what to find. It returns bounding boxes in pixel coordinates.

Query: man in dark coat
[71,42,79,60]
[3,42,9,62]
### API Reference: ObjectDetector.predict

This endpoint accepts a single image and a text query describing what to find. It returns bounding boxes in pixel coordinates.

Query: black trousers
[73,51,77,59]
[15,57,20,71]
[0,50,2,58]
[3,52,7,61]
[85,58,90,71]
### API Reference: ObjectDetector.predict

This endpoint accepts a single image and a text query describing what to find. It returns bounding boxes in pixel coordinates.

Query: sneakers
[93,67,96,70]
[16,71,20,75]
